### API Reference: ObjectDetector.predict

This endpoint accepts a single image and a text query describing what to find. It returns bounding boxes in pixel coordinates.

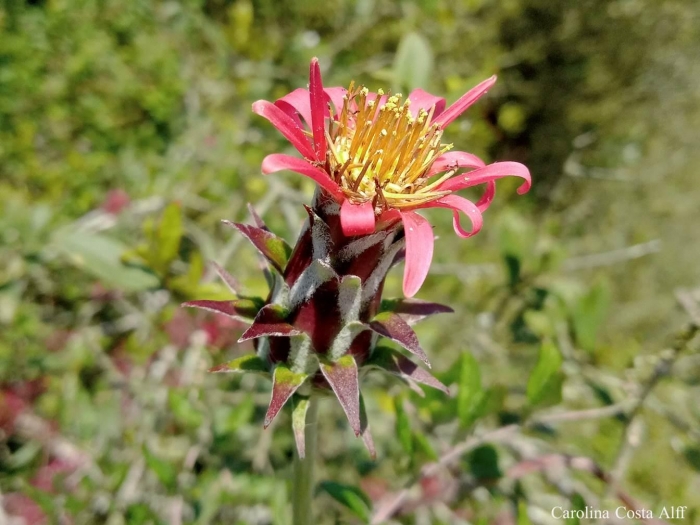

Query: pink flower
[253,58,531,297]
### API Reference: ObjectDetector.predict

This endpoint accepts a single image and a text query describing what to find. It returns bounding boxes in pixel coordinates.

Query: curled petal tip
[517,178,532,195]
[251,100,265,114]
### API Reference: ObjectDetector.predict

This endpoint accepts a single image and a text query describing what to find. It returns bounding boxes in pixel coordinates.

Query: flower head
[254,58,531,297]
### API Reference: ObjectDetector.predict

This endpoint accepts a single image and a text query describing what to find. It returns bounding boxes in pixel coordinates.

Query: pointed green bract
[200,198,449,455]
[239,304,299,341]
[328,321,367,361]
[379,298,453,325]
[288,334,318,375]
[304,205,333,260]
[320,355,361,436]
[265,364,308,428]
[288,259,338,308]
[224,220,292,274]
[367,346,448,393]
[209,354,270,375]
[369,311,431,368]
[182,297,263,320]
[338,275,362,322]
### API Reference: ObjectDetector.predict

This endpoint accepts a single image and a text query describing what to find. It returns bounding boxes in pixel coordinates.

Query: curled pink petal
[261,154,344,200]
[324,87,347,119]
[400,211,435,297]
[436,161,531,194]
[476,181,496,213]
[418,194,483,238]
[433,75,497,128]
[309,58,327,160]
[340,199,376,236]
[274,88,312,128]
[252,100,316,159]
[427,151,486,177]
[407,88,446,119]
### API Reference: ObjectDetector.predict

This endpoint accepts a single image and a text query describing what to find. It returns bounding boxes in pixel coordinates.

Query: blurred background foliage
[1,0,700,523]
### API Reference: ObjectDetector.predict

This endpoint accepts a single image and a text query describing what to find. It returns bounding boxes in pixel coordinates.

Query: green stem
[292,397,318,525]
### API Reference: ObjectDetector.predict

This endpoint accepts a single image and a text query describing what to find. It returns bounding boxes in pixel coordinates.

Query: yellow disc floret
[325,83,455,211]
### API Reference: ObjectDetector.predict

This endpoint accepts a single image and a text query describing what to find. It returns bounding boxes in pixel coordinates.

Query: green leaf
[393,32,433,92]
[504,254,521,288]
[170,250,204,294]
[318,481,371,522]
[413,431,438,461]
[53,229,159,291]
[394,395,413,455]
[572,281,610,352]
[683,446,700,472]
[155,202,183,272]
[517,499,532,525]
[467,445,502,480]
[567,493,587,525]
[142,446,177,490]
[457,352,487,428]
[527,340,563,406]
[168,390,204,429]
[213,397,255,437]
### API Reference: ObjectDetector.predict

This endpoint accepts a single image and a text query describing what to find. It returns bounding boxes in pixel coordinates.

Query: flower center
[325,83,454,210]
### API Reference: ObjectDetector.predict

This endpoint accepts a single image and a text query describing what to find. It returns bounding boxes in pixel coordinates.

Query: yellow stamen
[327,84,454,211]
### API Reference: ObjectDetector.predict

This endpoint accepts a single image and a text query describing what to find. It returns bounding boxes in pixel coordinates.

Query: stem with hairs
[292,397,318,525]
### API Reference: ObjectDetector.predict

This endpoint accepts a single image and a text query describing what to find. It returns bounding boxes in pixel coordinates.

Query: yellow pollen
[327,84,453,211]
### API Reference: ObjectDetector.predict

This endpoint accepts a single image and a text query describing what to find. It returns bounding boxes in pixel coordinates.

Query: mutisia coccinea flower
[255,58,531,296]
[183,59,531,457]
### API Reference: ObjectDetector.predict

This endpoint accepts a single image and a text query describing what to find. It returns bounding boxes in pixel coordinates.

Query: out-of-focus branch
[562,240,661,271]
[370,424,518,525]
[609,323,699,490]
[675,287,700,326]
[14,412,92,468]
[507,454,670,525]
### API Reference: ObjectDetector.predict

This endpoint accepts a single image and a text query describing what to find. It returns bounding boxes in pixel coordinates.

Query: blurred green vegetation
[1,0,700,524]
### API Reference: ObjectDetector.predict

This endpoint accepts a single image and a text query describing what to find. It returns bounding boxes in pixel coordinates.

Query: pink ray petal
[324,87,347,118]
[261,154,344,200]
[340,199,376,237]
[419,194,483,239]
[407,88,446,119]
[309,58,326,160]
[436,161,531,194]
[274,87,348,127]
[252,100,316,159]
[274,88,312,128]
[433,75,497,128]
[426,150,486,178]
[400,211,434,298]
